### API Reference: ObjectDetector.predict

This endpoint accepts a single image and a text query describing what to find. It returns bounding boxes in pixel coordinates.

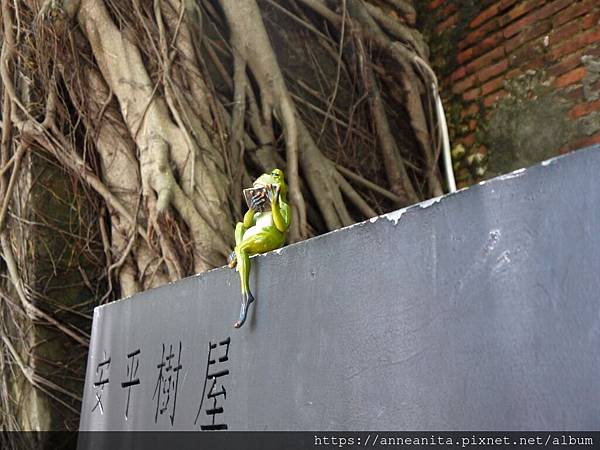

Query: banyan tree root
[0,0,445,430]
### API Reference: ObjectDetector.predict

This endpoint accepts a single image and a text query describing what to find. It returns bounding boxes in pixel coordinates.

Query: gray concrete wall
[80,146,600,431]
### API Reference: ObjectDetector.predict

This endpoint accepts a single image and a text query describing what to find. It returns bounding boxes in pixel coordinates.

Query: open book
[243,187,272,212]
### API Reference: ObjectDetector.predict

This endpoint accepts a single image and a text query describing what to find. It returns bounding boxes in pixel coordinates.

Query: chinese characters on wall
[195,337,231,430]
[90,336,232,429]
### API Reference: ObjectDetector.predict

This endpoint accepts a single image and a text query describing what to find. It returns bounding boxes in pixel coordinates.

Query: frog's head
[253,168,287,198]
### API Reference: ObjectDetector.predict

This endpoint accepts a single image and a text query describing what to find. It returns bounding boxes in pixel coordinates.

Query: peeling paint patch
[541,154,563,166]
[498,168,526,180]
[494,250,512,271]
[369,194,444,226]
[369,206,409,225]
[418,195,443,209]
[383,208,407,225]
[484,229,501,255]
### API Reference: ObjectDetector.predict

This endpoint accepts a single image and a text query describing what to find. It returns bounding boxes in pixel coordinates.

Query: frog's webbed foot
[233,292,255,328]
[227,251,237,269]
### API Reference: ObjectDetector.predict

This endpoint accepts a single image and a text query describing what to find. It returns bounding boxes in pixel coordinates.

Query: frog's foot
[227,251,237,269]
[233,292,255,328]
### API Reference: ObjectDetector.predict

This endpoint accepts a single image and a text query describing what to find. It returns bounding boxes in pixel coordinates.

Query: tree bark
[0,0,445,431]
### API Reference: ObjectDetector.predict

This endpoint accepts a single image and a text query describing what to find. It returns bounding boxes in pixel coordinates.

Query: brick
[554,67,587,88]
[484,90,508,108]
[478,59,509,83]
[463,87,481,102]
[569,99,600,119]
[553,1,595,28]
[470,31,504,61]
[538,0,573,19]
[452,75,477,94]
[457,48,475,65]
[548,20,581,47]
[461,103,480,118]
[586,45,600,59]
[550,35,586,60]
[467,46,506,74]
[462,133,476,146]
[503,11,539,39]
[582,27,600,48]
[499,0,521,13]
[509,44,543,67]
[536,0,572,22]
[560,133,600,153]
[503,0,571,38]
[429,0,445,11]
[481,76,505,96]
[562,86,584,102]
[470,4,499,29]
[551,27,600,59]
[582,11,600,30]
[504,34,523,54]
[547,52,583,79]
[450,67,467,83]
[505,68,521,79]
[461,19,500,50]
[500,0,541,26]
[441,3,457,16]
[436,13,458,33]
[581,133,600,147]
[521,57,545,71]
[504,19,552,53]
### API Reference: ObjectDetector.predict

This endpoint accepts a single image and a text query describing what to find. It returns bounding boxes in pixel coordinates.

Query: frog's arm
[271,196,290,233]
[242,208,256,229]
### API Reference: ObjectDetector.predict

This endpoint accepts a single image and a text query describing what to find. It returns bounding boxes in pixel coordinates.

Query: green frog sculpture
[228,169,291,328]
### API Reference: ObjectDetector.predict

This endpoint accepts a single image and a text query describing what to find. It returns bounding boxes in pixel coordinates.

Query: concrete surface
[79,146,600,431]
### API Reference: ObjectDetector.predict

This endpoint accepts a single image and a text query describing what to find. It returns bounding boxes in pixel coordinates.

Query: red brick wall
[426,0,600,184]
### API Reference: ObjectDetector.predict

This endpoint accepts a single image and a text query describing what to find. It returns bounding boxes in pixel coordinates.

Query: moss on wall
[482,71,576,177]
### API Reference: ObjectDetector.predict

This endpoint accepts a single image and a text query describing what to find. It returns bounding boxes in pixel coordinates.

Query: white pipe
[411,55,457,194]
[433,84,457,193]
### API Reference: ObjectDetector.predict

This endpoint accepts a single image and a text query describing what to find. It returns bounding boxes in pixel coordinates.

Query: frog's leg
[233,231,284,328]
[228,205,257,269]
[227,222,246,268]
[233,238,255,328]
